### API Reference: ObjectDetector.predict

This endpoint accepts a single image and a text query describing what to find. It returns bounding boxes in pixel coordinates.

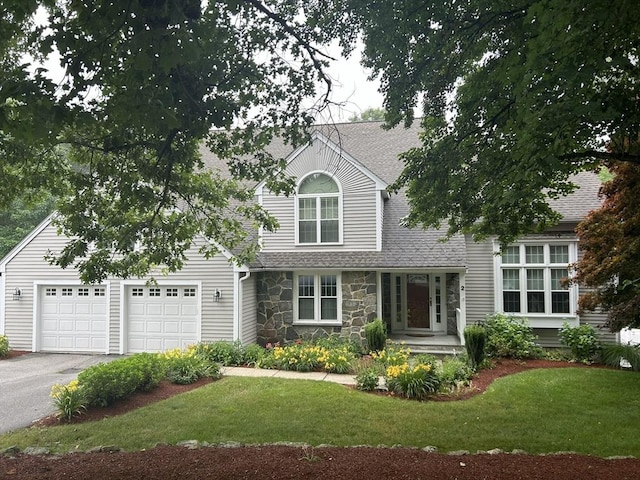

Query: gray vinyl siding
[260,142,379,252]
[2,223,236,353]
[240,273,257,345]
[464,235,496,325]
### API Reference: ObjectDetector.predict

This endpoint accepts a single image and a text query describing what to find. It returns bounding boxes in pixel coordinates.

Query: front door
[406,275,430,329]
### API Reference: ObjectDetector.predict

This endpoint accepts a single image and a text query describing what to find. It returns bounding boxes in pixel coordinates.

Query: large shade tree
[1,0,334,282]
[315,0,640,244]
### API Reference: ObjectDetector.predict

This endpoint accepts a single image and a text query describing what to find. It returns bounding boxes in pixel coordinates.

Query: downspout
[234,271,251,342]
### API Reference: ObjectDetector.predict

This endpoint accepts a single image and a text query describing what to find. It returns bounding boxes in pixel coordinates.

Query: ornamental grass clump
[50,380,86,421]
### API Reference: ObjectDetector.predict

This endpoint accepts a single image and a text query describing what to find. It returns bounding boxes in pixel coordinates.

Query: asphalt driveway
[0,353,121,434]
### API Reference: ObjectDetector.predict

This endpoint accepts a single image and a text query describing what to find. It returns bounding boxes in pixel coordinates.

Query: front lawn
[1,367,638,457]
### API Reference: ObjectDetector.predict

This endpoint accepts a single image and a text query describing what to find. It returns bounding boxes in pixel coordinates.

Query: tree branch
[244,0,334,106]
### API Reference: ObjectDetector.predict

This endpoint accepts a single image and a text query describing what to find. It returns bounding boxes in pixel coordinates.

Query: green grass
[1,368,639,457]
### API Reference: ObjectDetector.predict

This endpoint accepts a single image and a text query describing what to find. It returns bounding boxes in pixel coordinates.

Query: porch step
[406,344,465,357]
[389,334,465,357]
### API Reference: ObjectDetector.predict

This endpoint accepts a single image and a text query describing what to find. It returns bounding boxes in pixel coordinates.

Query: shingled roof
[199,121,601,270]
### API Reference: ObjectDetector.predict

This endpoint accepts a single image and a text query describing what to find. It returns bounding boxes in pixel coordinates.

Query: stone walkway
[221,366,357,385]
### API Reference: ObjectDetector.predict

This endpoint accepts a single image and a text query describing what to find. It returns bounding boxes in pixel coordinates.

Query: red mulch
[2,358,638,479]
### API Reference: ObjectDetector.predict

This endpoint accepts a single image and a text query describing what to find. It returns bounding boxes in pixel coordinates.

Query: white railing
[456,307,465,346]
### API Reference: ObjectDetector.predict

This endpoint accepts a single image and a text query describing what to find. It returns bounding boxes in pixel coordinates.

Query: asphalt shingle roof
[200,121,601,270]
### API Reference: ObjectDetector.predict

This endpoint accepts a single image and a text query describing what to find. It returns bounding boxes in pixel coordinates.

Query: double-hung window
[498,243,575,316]
[295,273,340,324]
[297,173,341,244]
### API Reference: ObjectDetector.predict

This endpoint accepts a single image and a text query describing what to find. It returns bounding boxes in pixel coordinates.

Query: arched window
[297,173,341,244]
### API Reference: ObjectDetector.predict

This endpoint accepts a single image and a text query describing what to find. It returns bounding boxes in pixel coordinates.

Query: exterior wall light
[12,288,22,301]
[214,289,221,302]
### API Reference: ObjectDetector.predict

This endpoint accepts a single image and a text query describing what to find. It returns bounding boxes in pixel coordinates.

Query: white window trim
[293,272,342,325]
[294,171,344,246]
[493,240,580,327]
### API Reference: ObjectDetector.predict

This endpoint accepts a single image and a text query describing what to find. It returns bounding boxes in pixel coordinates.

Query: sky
[318,43,385,123]
[32,7,385,125]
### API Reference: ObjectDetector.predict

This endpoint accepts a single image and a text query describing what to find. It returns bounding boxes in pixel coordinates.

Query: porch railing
[456,308,465,346]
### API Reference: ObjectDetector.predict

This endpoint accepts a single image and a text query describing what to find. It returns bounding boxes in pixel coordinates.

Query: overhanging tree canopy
[1,0,333,282]
[317,0,640,245]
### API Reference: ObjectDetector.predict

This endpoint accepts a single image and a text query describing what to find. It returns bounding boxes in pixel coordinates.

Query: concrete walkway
[221,366,357,385]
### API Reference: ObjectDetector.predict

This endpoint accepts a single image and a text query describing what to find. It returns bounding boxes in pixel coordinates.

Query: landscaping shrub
[319,346,356,374]
[50,380,86,421]
[385,362,441,400]
[355,368,380,391]
[559,322,601,363]
[364,318,387,353]
[243,343,267,367]
[464,324,487,370]
[0,335,8,357]
[484,313,543,359]
[439,356,474,393]
[162,347,221,385]
[313,335,363,356]
[370,342,411,367]
[192,340,245,366]
[272,343,325,372]
[78,353,165,407]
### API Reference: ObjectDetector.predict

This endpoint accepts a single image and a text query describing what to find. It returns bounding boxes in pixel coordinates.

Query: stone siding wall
[256,270,378,346]
[446,273,460,336]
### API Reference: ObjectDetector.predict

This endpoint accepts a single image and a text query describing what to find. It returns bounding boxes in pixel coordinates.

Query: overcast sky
[318,43,384,123]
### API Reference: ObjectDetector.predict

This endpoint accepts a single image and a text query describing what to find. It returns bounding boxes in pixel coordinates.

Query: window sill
[293,321,342,327]
[503,314,579,328]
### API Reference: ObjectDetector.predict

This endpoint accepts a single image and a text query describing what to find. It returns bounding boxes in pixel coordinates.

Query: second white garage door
[126,285,199,353]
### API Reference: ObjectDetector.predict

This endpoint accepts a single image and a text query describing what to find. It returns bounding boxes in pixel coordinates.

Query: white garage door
[40,285,108,353]
[126,285,199,353]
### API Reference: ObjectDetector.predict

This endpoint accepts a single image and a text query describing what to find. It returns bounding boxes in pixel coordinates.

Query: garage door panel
[182,323,197,334]
[182,305,198,315]
[74,303,90,314]
[147,304,163,315]
[126,285,199,353]
[128,304,145,315]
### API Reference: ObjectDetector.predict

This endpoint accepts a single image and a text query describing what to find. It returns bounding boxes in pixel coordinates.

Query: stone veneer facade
[255,270,461,345]
[256,270,378,346]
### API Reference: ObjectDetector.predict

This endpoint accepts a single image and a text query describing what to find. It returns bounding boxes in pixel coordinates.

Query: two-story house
[0,121,616,355]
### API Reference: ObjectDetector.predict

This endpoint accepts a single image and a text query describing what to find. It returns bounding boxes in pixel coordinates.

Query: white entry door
[39,285,108,353]
[125,285,199,353]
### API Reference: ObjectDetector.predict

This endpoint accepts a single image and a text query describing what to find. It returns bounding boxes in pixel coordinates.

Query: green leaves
[1,1,334,282]
[322,0,640,244]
